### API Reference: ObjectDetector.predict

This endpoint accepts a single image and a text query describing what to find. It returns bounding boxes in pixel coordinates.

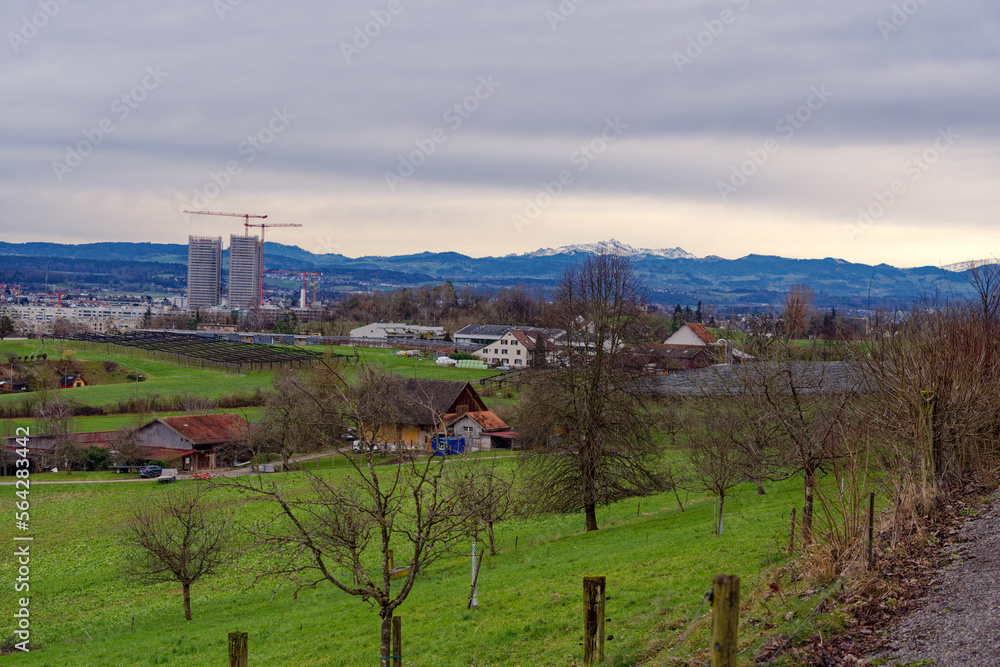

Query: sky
[1,0,998,267]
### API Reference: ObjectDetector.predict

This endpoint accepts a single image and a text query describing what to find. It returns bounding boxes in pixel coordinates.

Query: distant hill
[0,240,978,310]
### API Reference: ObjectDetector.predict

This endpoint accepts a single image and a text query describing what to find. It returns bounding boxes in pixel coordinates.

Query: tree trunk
[584,504,598,532]
[802,467,814,546]
[716,492,725,535]
[672,483,685,511]
[486,521,496,555]
[379,611,393,667]
[756,480,766,495]
[182,583,192,621]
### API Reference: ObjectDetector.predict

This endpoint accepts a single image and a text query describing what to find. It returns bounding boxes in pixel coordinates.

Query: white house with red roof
[663,323,718,346]
[474,329,552,368]
[443,408,518,450]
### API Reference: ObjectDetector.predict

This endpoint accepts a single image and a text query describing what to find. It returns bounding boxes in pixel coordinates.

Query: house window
[516,350,521,355]
[463,426,474,432]
[515,359,522,365]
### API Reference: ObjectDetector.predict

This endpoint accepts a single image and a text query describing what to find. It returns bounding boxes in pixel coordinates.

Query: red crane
[182,210,302,306]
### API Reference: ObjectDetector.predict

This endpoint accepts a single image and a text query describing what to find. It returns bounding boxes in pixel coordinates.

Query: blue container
[431,436,466,456]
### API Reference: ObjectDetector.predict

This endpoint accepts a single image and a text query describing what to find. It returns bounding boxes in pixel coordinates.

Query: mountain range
[0,239,982,311]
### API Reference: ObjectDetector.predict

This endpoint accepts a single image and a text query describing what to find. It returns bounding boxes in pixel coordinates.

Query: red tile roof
[157,414,249,445]
[443,410,510,432]
[685,323,717,345]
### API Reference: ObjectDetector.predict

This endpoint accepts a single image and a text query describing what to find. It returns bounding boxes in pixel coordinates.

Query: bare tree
[517,254,664,532]
[122,485,235,620]
[782,284,814,339]
[226,366,497,666]
[849,302,1000,514]
[35,398,79,473]
[964,259,1000,323]
[680,399,750,535]
[735,362,851,545]
[249,366,344,470]
[452,461,519,554]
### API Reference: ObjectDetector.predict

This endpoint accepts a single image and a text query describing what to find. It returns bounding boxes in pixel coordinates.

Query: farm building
[662,323,717,346]
[360,378,489,451]
[134,414,249,471]
[443,408,518,451]
[59,374,87,388]
[1,413,249,473]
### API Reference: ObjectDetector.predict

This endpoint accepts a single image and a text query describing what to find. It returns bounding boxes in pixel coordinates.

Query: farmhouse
[59,374,87,389]
[443,408,518,451]
[364,379,489,451]
[474,329,552,368]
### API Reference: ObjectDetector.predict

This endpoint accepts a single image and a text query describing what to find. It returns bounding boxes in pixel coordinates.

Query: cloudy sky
[1,0,997,266]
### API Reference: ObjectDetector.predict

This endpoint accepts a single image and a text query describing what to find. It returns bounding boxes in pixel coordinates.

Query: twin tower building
[187,235,262,309]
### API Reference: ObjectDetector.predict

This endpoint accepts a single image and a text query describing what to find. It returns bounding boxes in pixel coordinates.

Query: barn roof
[360,379,488,428]
[685,323,717,345]
[155,414,249,445]
[443,410,509,432]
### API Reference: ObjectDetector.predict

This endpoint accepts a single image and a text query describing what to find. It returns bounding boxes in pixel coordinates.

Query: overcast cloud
[1,0,998,266]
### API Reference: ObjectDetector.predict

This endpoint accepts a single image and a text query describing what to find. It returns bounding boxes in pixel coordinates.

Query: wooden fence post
[710,575,739,667]
[867,491,876,570]
[918,390,938,510]
[392,616,402,667]
[228,631,248,667]
[788,508,796,553]
[583,576,606,666]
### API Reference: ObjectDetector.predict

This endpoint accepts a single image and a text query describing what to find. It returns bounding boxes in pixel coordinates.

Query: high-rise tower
[187,236,222,308]
[227,234,262,309]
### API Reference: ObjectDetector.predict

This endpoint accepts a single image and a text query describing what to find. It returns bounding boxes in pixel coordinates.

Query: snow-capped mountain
[520,239,696,260]
[938,259,996,272]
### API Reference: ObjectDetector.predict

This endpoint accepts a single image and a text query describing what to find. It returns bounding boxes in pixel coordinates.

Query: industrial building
[186,235,222,308]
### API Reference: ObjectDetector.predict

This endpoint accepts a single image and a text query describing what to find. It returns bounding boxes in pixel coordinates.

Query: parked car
[352,440,381,454]
[496,365,512,371]
[138,465,162,478]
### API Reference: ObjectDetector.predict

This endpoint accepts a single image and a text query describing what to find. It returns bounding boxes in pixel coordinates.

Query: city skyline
[2,2,998,268]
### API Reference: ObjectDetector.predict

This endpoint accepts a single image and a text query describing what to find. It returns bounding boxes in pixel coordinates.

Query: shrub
[84,446,110,471]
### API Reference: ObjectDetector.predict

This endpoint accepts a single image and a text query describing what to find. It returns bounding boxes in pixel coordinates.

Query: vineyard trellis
[54,332,338,373]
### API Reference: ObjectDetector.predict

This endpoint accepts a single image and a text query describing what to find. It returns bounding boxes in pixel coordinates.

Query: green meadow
[0,466,834,666]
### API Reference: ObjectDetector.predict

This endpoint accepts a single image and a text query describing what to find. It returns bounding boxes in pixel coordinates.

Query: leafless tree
[517,254,665,532]
[849,301,1000,514]
[680,399,750,535]
[248,366,344,470]
[225,365,500,666]
[35,398,79,473]
[733,362,852,545]
[452,461,519,554]
[782,284,814,339]
[964,259,1000,323]
[122,485,235,621]
[110,428,147,471]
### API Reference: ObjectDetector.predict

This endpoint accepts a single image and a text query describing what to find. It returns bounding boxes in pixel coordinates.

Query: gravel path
[868,493,1000,666]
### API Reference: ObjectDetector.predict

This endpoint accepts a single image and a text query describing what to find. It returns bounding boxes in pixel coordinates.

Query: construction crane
[265,269,322,307]
[244,223,303,306]
[183,209,268,235]
[182,210,302,306]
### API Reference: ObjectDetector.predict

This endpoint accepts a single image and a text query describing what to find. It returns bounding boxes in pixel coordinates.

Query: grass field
[0,408,265,436]
[0,464,843,666]
[0,342,504,444]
